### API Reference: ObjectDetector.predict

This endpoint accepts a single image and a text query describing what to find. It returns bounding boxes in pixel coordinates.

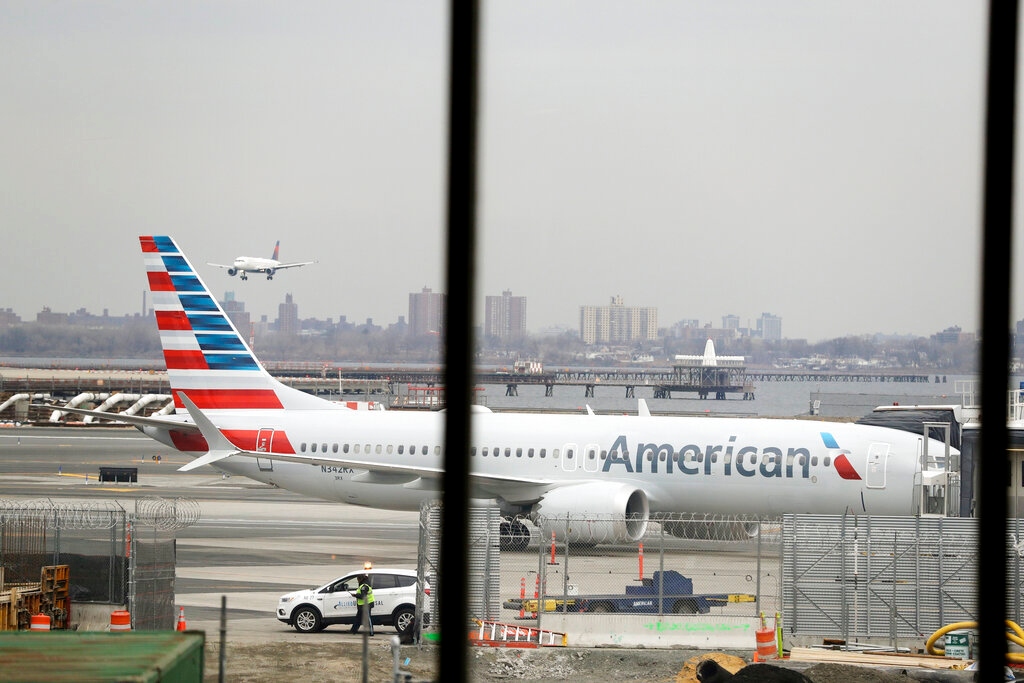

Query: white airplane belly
[212,459,436,510]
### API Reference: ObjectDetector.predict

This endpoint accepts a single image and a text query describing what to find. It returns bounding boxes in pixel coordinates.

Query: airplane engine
[227,268,237,277]
[266,268,275,280]
[661,519,760,542]
[531,482,649,546]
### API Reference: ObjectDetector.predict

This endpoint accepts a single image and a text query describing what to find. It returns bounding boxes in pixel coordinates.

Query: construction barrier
[110,610,131,632]
[754,612,777,661]
[29,614,50,632]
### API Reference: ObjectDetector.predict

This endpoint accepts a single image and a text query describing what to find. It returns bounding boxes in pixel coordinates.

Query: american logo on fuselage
[601,432,862,480]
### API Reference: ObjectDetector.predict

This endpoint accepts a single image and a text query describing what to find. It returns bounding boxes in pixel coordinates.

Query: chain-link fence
[0,497,199,630]
[782,513,989,643]
[526,513,780,629]
[415,506,781,640]
[0,500,130,604]
[130,498,201,631]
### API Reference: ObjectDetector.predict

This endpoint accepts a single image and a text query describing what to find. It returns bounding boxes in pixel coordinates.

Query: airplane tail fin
[140,236,332,412]
[271,240,280,261]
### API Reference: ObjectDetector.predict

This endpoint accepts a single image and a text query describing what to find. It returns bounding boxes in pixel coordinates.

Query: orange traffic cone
[176,606,187,631]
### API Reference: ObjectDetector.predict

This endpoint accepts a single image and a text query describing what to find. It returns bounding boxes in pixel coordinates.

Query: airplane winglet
[175,391,241,472]
[638,399,651,418]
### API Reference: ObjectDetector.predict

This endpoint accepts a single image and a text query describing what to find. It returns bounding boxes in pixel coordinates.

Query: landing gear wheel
[499,520,530,551]
[292,606,323,633]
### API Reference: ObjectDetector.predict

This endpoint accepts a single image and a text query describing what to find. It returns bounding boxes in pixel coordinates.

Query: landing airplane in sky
[207,240,315,280]
[59,236,955,548]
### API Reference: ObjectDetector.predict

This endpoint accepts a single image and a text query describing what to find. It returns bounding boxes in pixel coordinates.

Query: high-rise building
[484,290,527,339]
[409,287,446,337]
[757,312,782,341]
[278,293,299,335]
[579,295,658,344]
[722,314,740,331]
[221,292,251,337]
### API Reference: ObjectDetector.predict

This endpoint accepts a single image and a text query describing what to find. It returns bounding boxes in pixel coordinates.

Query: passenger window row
[299,442,441,455]
[296,441,829,468]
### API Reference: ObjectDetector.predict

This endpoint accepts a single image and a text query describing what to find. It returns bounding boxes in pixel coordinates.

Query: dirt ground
[202,641,980,683]
[202,640,713,682]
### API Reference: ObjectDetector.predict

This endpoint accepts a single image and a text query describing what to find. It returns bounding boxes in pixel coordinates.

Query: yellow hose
[926,620,1024,663]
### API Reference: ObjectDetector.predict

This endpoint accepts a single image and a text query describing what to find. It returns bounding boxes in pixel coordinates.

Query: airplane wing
[273,260,317,270]
[206,263,235,269]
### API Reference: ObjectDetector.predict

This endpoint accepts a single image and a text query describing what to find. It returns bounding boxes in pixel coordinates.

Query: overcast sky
[0,2,1007,343]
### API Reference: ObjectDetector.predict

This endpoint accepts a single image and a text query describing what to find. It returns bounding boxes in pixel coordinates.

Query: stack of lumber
[788,646,972,670]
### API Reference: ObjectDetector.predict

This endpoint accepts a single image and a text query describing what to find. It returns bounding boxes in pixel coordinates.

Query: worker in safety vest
[351,575,374,635]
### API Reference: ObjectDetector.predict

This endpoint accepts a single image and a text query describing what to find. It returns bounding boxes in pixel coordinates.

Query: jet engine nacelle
[266,268,276,279]
[531,482,649,545]
[227,268,237,277]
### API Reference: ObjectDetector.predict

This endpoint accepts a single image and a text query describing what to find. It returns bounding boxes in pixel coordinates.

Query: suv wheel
[293,606,323,633]
[393,607,415,637]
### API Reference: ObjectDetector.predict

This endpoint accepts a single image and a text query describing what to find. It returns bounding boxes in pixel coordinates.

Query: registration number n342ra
[321,466,355,474]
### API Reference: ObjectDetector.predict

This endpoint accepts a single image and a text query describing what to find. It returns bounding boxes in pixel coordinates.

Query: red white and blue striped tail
[140,235,330,412]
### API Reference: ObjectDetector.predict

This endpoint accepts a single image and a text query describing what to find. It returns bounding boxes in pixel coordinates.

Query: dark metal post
[979,1,1017,679]
[218,595,227,683]
[441,2,479,682]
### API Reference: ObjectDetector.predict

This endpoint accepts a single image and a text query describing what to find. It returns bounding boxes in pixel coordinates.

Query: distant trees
[0,320,984,373]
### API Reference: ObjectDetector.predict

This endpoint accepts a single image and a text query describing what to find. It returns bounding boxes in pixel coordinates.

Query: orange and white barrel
[755,627,777,660]
[109,610,131,632]
[29,614,51,632]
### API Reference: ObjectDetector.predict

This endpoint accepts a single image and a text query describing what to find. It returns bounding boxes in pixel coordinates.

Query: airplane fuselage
[151,408,923,517]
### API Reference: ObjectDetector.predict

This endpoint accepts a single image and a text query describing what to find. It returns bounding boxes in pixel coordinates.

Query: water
[475,376,978,419]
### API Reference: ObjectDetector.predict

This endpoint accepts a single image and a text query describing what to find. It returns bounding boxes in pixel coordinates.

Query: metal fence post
[840,514,849,648]
[52,508,60,567]
[561,522,570,612]
[755,516,762,616]
[658,522,665,616]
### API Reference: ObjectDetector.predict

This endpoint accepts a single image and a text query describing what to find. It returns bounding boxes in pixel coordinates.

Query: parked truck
[504,570,754,615]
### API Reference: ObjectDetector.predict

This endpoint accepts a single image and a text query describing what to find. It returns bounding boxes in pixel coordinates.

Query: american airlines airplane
[207,240,315,280]
[62,236,954,548]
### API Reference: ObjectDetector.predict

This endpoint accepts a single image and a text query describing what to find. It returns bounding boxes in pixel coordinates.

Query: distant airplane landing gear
[240,273,248,281]
[499,519,531,551]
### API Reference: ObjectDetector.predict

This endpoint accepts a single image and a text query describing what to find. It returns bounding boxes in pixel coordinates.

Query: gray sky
[0,2,1003,343]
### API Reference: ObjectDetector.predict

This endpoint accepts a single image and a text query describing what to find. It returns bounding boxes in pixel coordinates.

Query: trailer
[504,570,754,615]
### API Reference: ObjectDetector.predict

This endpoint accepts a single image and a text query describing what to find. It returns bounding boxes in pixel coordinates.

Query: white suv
[277,567,427,636]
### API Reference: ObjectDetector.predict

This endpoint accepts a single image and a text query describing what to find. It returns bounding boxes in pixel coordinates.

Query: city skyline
[0,288,984,344]
[1,3,1008,343]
